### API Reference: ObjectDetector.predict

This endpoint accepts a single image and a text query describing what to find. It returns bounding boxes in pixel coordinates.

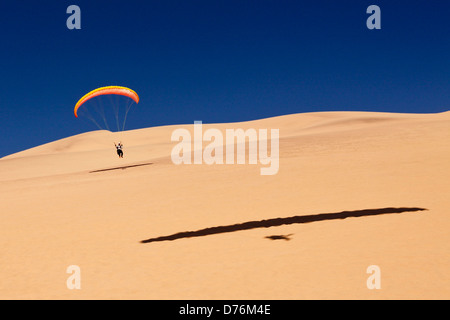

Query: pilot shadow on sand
[265,234,293,241]
[140,207,426,244]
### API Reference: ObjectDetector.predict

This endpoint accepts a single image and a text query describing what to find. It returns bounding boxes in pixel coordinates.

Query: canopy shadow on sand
[90,162,153,173]
[140,207,426,243]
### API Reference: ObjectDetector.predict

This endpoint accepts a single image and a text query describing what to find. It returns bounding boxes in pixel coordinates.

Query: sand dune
[1,111,450,299]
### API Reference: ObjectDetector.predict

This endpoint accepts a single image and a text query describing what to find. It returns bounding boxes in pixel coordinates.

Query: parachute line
[122,99,134,131]
[94,99,110,131]
[78,107,103,130]
[110,95,121,131]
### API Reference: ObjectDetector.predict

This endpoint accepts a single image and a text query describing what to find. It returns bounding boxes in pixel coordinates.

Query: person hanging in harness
[114,142,124,158]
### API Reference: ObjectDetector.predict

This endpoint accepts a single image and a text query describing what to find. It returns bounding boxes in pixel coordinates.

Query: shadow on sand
[140,207,426,244]
[90,162,153,173]
[265,234,293,241]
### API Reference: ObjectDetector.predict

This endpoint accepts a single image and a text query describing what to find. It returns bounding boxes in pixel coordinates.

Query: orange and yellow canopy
[74,86,139,117]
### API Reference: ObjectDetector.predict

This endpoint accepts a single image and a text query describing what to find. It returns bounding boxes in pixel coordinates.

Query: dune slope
[1,111,449,299]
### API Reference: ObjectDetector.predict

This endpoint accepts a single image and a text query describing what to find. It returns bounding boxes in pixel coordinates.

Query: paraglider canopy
[74,86,139,118]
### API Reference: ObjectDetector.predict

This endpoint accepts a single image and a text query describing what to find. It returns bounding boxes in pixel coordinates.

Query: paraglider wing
[74,86,139,117]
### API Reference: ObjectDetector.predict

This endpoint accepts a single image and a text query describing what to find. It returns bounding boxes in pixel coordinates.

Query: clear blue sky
[1,0,449,157]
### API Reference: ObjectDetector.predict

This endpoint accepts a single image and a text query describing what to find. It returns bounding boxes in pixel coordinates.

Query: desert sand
[1,111,449,299]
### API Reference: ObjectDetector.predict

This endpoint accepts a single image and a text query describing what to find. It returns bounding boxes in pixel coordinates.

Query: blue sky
[1,1,449,157]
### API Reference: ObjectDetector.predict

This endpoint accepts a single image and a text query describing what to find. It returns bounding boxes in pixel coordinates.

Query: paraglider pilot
[115,142,124,158]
